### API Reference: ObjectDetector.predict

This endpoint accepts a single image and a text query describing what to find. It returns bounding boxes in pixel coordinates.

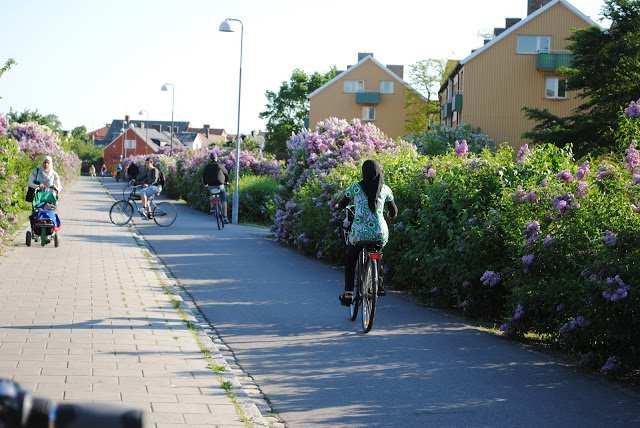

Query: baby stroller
[26,189,61,248]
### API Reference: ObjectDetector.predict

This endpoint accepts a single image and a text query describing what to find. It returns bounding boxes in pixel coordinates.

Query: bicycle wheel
[153,202,177,227]
[361,257,378,333]
[218,210,225,230]
[349,250,365,322]
[109,200,134,226]
[215,206,222,230]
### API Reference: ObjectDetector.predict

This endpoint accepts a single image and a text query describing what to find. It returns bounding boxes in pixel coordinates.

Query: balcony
[452,93,463,112]
[537,51,573,71]
[355,91,381,105]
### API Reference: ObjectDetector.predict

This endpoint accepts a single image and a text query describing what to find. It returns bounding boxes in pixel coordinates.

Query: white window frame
[343,80,365,93]
[361,106,376,121]
[124,139,137,149]
[379,80,394,94]
[545,77,568,99]
[517,35,551,54]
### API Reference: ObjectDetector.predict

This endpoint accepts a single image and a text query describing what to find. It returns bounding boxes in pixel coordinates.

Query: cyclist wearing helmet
[202,152,229,222]
[335,159,397,306]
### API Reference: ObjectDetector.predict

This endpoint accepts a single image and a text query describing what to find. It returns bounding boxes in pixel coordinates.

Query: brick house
[102,127,180,173]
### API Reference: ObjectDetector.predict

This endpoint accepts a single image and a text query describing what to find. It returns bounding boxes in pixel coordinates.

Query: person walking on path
[100,164,108,177]
[28,155,63,197]
[88,164,96,177]
[335,159,397,305]
[202,152,229,223]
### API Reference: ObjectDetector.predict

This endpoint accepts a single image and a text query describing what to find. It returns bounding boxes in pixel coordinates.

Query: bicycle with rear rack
[342,206,384,333]
[109,181,177,227]
[208,186,225,230]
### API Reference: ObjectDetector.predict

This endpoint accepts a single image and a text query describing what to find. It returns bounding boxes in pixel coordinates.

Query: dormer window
[517,35,551,54]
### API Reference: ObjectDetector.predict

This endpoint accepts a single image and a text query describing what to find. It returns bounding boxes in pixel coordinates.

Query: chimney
[387,65,404,79]
[505,17,521,28]
[484,39,491,45]
[494,27,505,37]
[528,0,553,15]
[358,52,374,62]
[203,124,210,138]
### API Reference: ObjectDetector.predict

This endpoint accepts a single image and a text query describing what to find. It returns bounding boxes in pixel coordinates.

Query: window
[517,35,551,54]
[362,106,376,121]
[379,80,394,94]
[545,77,567,99]
[344,80,365,93]
[124,139,136,149]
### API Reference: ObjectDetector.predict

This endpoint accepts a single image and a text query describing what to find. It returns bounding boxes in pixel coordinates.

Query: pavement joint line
[99,179,283,428]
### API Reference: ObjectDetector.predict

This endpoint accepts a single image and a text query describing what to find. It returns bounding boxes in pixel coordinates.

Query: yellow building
[439,0,597,147]
[309,53,428,139]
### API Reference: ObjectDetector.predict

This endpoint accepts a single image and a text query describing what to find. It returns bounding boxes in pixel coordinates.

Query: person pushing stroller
[26,156,62,247]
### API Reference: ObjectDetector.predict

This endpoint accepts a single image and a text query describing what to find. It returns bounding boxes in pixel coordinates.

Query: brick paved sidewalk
[0,177,247,428]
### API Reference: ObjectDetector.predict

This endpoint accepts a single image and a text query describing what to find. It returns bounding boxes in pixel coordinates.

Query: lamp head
[219,19,234,32]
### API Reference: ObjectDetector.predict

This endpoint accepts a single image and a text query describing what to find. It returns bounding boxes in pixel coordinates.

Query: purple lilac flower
[513,304,525,321]
[0,113,7,136]
[576,181,588,198]
[285,200,297,211]
[624,99,640,118]
[526,221,541,236]
[559,316,590,334]
[556,170,574,183]
[424,166,436,178]
[603,275,630,302]
[480,271,501,287]
[522,254,535,266]
[600,356,619,374]
[576,162,590,180]
[512,186,527,202]
[454,139,468,157]
[524,191,537,203]
[596,165,614,181]
[625,144,640,171]
[603,230,618,247]
[543,235,555,247]
[499,323,511,333]
[634,174,640,185]
[553,193,578,214]
[516,144,530,164]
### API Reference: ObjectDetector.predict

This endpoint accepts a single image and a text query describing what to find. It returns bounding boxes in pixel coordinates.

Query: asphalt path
[102,178,640,427]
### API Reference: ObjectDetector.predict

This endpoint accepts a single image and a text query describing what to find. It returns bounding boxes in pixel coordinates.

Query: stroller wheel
[25,231,32,247]
[54,233,59,248]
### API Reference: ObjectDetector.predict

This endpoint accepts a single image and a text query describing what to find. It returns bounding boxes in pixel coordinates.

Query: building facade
[102,127,178,173]
[439,0,596,147]
[309,53,427,139]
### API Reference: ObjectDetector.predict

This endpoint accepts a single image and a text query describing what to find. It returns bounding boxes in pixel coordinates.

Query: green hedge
[278,143,640,374]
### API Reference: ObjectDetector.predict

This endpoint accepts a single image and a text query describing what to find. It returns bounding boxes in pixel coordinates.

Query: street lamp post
[138,109,149,147]
[219,17,243,225]
[161,83,175,155]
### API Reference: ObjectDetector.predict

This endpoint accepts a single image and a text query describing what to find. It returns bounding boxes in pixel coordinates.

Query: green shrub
[406,123,496,156]
[230,175,279,225]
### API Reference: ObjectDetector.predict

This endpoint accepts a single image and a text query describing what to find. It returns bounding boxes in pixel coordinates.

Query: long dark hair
[359,160,383,213]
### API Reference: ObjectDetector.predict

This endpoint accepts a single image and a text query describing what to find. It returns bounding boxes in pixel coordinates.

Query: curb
[99,178,285,428]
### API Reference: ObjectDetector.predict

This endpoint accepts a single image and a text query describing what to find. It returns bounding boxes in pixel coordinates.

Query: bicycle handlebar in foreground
[0,379,145,428]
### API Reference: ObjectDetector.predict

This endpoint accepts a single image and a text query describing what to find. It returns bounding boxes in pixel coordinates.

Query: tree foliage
[7,109,62,132]
[260,67,338,159]
[405,59,445,134]
[524,0,640,157]
[0,58,16,99]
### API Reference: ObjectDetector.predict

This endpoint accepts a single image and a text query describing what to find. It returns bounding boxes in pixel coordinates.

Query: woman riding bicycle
[336,159,397,306]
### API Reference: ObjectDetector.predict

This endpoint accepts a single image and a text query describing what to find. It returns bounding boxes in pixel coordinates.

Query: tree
[260,67,338,159]
[60,126,102,163]
[405,59,445,134]
[524,0,640,157]
[0,58,16,99]
[7,109,62,132]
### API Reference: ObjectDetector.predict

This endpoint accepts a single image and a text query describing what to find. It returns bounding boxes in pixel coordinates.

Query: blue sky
[0,0,606,134]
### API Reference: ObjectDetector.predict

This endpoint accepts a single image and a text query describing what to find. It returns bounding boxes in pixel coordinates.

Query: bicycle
[0,378,144,427]
[342,207,384,333]
[208,187,225,230]
[109,182,177,227]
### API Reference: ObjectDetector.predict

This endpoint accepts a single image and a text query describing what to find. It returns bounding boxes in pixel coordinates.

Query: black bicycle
[342,207,384,333]
[109,182,177,227]
[208,187,225,230]
[0,378,144,427]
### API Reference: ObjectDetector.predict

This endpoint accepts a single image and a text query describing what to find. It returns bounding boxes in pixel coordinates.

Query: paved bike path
[103,178,640,428]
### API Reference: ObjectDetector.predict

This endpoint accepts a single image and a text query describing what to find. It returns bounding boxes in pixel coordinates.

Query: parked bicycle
[109,181,177,227]
[209,187,225,230]
[342,206,384,333]
[0,378,144,427]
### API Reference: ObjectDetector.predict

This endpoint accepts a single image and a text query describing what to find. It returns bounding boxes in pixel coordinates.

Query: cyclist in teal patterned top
[336,160,398,306]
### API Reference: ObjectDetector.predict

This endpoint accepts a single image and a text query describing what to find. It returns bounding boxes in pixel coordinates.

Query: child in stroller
[26,189,61,247]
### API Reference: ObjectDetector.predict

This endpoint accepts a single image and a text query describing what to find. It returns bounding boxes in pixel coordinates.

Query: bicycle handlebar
[0,379,145,428]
